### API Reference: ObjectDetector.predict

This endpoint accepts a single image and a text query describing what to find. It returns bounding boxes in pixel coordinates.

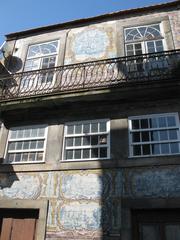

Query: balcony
[0,49,179,101]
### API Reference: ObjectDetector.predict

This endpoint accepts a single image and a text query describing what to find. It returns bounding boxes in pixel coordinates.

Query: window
[129,113,180,157]
[5,125,48,163]
[22,40,59,89]
[124,24,164,56]
[63,119,110,161]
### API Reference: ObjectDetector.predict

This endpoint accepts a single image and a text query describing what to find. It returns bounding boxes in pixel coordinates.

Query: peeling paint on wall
[65,22,117,64]
[73,29,109,59]
[0,174,41,199]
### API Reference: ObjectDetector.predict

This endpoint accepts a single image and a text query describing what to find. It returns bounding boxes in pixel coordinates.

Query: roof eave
[5,0,180,40]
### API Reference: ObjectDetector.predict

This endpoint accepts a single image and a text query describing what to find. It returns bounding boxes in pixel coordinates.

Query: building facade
[0,1,180,239]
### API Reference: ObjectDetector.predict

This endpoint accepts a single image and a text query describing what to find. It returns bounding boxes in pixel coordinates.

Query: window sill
[61,157,110,163]
[2,160,45,165]
[128,153,180,158]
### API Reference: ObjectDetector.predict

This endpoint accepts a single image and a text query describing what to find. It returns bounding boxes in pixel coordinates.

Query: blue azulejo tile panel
[61,173,110,200]
[128,167,180,198]
[60,202,101,230]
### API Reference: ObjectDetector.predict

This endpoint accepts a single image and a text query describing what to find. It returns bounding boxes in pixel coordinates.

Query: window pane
[17,129,23,138]
[132,120,140,129]
[38,127,45,137]
[159,130,168,141]
[147,41,155,53]
[8,154,15,163]
[152,144,160,155]
[66,138,74,147]
[66,150,73,160]
[91,136,98,145]
[24,129,31,138]
[170,143,179,154]
[82,136,90,146]
[169,130,178,140]
[74,149,81,159]
[141,131,150,142]
[133,145,141,156]
[149,118,158,128]
[30,141,37,149]
[22,153,28,162]
[91,148,98,158]
[83,124,90,133]
[135,43,142,55]
[8,142,16,150]
[40,41,58,55]
[74,137,81,146]
[155,40,163,52]
[126,44,133,51]
[23,141,30,149]
[151,131,159,141]
[141,119,148,129]
[75,124,82,134]
[37,140,44,148]
[16,141,23,150]
[100,148,107,158]
[31,128,38,137]
[167,116,176,127]
[161,143,169,154]
[37,152,43,161]
[82,149,90,159]
[142,144,150,155]
[91,123,98,133]
[67,125,74,134]
[15,153,21,162]
[158,117,167,128]
[132,132,140,142]
[99,135,107,145]
[10,130,17,139]
[99,122,106,132]
[29,153,36,161]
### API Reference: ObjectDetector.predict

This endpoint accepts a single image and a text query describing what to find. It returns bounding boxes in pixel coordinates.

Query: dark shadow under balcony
[0,49,180,101]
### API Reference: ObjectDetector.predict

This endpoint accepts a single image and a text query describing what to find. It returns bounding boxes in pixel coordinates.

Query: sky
[0,0,173,45]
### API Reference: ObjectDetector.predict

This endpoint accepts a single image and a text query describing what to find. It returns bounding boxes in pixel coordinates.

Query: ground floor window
[128,113,180,157]
[63,119,110,161]
[5,125,48,163]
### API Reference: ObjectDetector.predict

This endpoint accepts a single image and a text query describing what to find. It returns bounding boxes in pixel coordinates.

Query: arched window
[124,24,164,56]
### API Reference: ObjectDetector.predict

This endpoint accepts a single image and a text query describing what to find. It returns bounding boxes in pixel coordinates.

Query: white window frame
[124,23,166,55]
[62,119,110,162]
[4,125,48,164]
[21,40,60,90]
[128,113,180,158]
[24,40,60,69]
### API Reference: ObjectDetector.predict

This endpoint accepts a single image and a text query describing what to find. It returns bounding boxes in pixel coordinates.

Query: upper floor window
[128,113,180,157]
[63,119,110,161]
[5,125,48,164]
[22,41,59,89]
[24,41,59,71]
[124,24,164,56]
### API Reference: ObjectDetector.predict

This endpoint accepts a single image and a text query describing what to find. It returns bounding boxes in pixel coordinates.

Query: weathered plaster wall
[1,166,180,238]
[5,8,179,71]
[169,10,180,49]
[64,21,117,64]
[0,170,121,239]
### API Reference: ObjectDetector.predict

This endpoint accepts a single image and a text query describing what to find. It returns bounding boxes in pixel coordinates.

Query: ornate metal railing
[0,49,179,100]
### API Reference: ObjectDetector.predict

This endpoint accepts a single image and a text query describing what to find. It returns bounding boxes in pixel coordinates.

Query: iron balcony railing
[0,49,179,100]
